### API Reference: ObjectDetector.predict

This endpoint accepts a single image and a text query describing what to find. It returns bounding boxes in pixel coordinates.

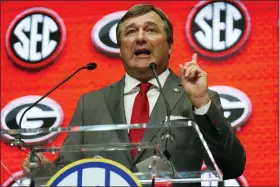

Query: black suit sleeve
[193,90,246,180]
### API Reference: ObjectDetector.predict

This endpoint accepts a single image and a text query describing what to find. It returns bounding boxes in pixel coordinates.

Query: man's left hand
[179,53,210,108]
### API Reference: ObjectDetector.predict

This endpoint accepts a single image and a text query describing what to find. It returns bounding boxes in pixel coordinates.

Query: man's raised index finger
[192,53,197,63]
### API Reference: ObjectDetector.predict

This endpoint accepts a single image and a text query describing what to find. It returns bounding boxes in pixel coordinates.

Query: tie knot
[139,83,151,94]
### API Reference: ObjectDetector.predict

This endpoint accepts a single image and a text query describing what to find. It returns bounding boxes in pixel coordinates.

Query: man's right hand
[22,153,56,177]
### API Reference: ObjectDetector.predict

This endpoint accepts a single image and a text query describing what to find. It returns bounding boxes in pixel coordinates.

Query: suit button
[215,124,221,134]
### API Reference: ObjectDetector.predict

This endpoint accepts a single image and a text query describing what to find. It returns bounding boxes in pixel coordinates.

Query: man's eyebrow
[124,23,137,30]
[124,21,159,30]
[144,21,159,27]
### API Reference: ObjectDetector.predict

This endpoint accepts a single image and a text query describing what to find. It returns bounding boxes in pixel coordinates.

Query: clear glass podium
[2,120,223,186]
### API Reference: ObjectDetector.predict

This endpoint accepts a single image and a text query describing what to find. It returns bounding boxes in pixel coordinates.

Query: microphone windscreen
[87,62,97,70]
[149,63,157,70]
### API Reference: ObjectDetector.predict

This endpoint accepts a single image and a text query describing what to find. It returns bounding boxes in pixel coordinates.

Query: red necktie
[129,82,151,158]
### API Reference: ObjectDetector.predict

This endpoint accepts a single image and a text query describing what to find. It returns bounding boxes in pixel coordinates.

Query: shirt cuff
[194,100,211,115]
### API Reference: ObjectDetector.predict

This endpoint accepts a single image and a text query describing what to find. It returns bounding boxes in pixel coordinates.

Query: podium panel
[2,120,223,186]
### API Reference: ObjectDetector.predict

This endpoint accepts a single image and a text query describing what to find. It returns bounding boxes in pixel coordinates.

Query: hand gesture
[179,53,210,108]
[22,152,55,177]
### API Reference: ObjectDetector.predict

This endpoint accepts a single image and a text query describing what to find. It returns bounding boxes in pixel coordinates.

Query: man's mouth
[134,49,151,56]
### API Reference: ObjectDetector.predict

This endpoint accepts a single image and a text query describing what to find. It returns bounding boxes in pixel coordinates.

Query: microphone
[86,62,97,70]
[149,63,171,124]
[10,62,97,148]
[149,63,174,161]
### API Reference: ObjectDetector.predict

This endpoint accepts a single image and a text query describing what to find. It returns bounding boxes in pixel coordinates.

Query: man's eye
[126,30,136,35]
[147,28,155,32]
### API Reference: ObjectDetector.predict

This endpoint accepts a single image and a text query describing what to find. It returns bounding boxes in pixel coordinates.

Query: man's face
[119,11,173,81]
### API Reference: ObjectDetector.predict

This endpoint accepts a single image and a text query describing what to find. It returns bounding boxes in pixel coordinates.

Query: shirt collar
[124,68,170,94]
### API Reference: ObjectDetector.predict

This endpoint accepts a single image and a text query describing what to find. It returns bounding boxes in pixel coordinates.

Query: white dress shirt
[123,69,211,124]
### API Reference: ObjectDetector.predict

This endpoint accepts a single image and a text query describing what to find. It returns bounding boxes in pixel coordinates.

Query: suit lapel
[104,77,133,164]
[132,70,185,164]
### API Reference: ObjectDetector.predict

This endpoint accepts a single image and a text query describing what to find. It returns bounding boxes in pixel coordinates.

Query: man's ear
[168,44,173,56]
[119,46,122,57]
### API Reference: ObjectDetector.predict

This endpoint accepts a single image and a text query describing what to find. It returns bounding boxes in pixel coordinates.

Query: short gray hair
[116,4,173,46]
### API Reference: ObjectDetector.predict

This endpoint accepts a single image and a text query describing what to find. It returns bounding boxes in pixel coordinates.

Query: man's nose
[136,30,146,44]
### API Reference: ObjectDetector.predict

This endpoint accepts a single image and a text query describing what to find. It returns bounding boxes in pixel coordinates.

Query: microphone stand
[9,62,97,187]
[29,148,36,187]
[149,63,174,164]
[10,63,97,149]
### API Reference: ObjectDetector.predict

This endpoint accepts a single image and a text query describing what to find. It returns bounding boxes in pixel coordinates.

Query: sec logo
[47,158,142,186]
[5,7,66,70]
[186,0,251,59]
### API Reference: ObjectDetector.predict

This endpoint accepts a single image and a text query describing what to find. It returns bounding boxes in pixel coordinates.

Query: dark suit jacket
[54,71,246,184]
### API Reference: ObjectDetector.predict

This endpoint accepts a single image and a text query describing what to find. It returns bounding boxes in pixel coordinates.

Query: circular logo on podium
[47,158,142,186]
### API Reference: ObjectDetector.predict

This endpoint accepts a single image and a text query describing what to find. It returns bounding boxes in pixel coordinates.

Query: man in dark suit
[22,3,246,185]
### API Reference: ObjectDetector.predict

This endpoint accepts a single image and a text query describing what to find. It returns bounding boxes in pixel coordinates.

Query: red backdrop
[1,1,279,186]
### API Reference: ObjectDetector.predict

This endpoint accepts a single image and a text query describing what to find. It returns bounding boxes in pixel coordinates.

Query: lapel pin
[173,88,180,93]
